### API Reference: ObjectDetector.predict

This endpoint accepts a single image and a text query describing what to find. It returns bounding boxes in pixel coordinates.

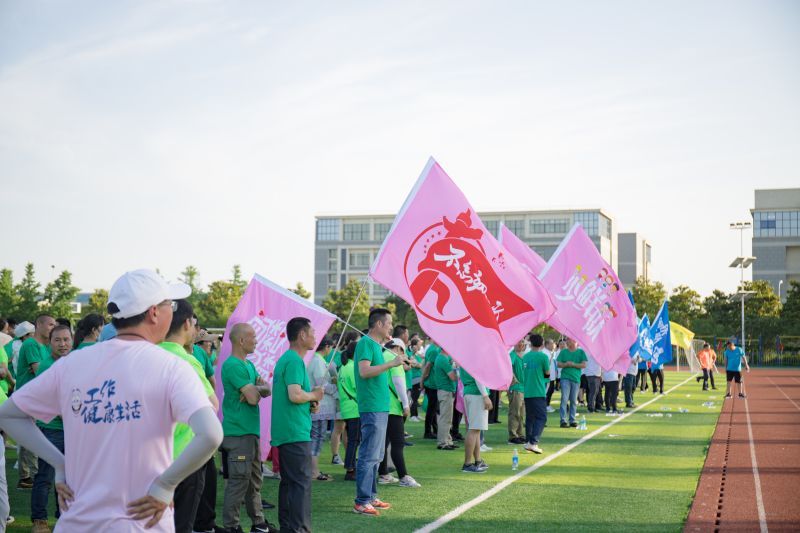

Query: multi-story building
[751,188,800,301]
[314,209,616,305]
[617,233,652,287]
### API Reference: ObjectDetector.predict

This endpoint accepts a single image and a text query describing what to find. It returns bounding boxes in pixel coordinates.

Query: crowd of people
[0,268,751,533]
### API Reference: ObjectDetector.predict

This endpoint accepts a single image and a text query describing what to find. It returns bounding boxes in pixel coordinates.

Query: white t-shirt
[12,339,210,532]
[602,369,619,382]
[585,355,602,377]
[627,357,639,376]
[545,348,559,381]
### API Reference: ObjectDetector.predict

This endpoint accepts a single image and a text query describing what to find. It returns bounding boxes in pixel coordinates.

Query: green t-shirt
[460,367,487,396]
[337,360,359,420]
[76,341,95,350]
[159,342,215,458]
[384,350,405,416]
[221,356,261,437]
[17,338,49,390]
[0,348,9,394]
[271,349,312,447]
[557,348,588,383]
[193,344,215,379]
[354,336,389,413]
[509,350,525,392]
[434,353,456,393]
[523,350,550,398]
[423,344,441,388]
[35,352,64,430]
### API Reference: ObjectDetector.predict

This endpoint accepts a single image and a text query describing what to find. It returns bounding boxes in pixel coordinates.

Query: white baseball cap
[389,338,407,351]
[14,321,35,338]
[107,269,191,319]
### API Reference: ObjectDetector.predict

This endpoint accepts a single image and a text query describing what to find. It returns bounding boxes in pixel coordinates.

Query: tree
[631,276,666,319]
[781,281,800,335]
[668,285,704,328]
[232,265,247,289]
[384,294,421,334]
[0,269,18,318]
[197,280,244,328]
[321,279,371,332]
[289,282,311,300]
[84,288,110,318]
[696,289,737,335]
[180,265,207,310]
[14,263,41,319]
[43,270,79,318]
[740,280,781,318]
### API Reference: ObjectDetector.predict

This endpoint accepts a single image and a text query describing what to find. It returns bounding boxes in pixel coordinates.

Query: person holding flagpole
[353,309,403,517]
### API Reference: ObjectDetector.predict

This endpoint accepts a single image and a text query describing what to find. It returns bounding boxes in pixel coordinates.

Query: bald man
[220,323,274,533]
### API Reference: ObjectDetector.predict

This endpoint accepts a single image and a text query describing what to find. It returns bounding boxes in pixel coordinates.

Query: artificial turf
[4,371,721,532]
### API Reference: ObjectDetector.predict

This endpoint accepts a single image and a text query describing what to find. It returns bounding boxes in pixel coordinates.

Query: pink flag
[538,224,638,371]
[370,158,555,390]
[499,224,577,339]
[216,274,336,458]
[612,352,632,375]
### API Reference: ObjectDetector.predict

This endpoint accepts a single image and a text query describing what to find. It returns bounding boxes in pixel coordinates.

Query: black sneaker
[404,440,414,447]
[560,422,568,428]
[261,498,275,510]
[738,393,747,398]
[251,522,278,533]
[344,470,356,481]
[16,478,33,490]
[569,422,578,428]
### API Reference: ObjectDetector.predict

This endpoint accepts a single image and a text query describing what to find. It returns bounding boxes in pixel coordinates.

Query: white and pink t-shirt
[12,338,210,532]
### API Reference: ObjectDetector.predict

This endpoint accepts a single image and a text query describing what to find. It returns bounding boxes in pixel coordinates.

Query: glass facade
[505,219,525,237]
[484,220,499,237]
[316,219,340,241]
[327,249,337,270]
[348,251,371,270]
[374,223,392,242]
[530,219,569,234]
[754,211,800,237]
[574,212,598,236]
[343,222,370,241]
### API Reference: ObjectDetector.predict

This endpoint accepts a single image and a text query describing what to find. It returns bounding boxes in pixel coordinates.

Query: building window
[316,219,340,241]
[348,251,371,270]
[327,273,337,291]
[484,220,499,237]
[531,219,569,234]
[574,212,598,236]
[374,223,392,242]
[599,215,612,239]
[343,222,370,241]
[327,249,338,270]
[506,219,525,237]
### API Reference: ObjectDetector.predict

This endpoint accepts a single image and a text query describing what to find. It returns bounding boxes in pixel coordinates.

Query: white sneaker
[331,454,344,465]
[378,474,399,484]
[546,406,555,413]
[523,443,535,452]
[531,444,543,454]
[399,475,421,488]
[410,416,421,422]
[480,444,493,452]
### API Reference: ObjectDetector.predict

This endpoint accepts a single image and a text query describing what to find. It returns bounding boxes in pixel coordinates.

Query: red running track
[685,368,800,532]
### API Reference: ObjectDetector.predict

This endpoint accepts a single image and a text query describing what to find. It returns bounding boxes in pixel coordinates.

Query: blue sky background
[1,1,798,298]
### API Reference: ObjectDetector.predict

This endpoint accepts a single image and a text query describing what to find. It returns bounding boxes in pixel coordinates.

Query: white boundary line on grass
[743,397,768,533]
[415,373,699,533]
[768,377,800,412]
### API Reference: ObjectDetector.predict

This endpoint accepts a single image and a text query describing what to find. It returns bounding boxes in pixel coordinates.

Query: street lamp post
[778,279,784,301]
[729,222,756,355]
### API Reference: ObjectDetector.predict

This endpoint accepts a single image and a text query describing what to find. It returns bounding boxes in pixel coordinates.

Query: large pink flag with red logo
[217,274,336,458]
[538,224,637,370]
[370,158,555,389]
[498,224,578,339]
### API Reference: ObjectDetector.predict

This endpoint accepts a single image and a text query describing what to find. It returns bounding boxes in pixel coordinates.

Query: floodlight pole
[730,222,753,352]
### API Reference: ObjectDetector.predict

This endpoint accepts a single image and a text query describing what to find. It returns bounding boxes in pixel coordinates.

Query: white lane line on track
[768,377,800,412]
[743,396,768,533]
[414,373,698,533]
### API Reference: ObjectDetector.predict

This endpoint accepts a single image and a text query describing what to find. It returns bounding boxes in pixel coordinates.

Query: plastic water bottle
[512,449,519,471]
[579,415,587,431]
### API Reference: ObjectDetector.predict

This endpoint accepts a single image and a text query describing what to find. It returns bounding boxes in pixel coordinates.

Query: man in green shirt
[420,342,440,439]
[508,339,527,444]
[353,308,403,517]
[522,334,550,453]
[221,323,273,533]
[556,338,588,428]
[15,313,54,488]
[157,300,220,533]
[434,351,458,450]
[30,324,72,529]
[272,317,324,533]
[460,366,491,473]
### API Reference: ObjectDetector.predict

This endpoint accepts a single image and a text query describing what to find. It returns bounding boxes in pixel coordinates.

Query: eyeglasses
[157,300,178,312]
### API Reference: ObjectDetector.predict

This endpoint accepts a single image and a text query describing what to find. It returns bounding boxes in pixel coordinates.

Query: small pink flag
[217,274,337,459]
[538,224,638,371]
[370,158,555,390]
[611,352,632,375]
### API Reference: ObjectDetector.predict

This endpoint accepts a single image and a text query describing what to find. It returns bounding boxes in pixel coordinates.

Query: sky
[1,0,798,299]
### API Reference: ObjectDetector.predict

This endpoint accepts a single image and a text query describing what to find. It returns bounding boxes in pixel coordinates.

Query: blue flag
[650,301,672,365]
[631,314,654,361]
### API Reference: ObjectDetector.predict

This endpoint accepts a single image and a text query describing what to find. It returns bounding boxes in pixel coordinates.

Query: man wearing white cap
[0,269,223,532]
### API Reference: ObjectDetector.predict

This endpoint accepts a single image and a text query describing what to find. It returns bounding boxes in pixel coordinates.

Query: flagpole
[328,276,370,360]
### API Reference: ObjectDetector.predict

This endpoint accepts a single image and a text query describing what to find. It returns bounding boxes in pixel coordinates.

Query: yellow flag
[670,321,695,350]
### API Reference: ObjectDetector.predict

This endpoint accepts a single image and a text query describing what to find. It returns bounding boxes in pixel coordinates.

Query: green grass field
[5,372,721,532]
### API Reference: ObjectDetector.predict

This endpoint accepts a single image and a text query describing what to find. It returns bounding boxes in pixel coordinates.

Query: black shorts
[726,370,742,383]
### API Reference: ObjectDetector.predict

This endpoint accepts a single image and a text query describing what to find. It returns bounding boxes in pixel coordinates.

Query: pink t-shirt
[12,338,211,532]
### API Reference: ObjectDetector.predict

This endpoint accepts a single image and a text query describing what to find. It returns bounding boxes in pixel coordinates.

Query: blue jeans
[559,379,580,424]
[524,397,547,445]
[355,411,388,505]
[31,427,65,520]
